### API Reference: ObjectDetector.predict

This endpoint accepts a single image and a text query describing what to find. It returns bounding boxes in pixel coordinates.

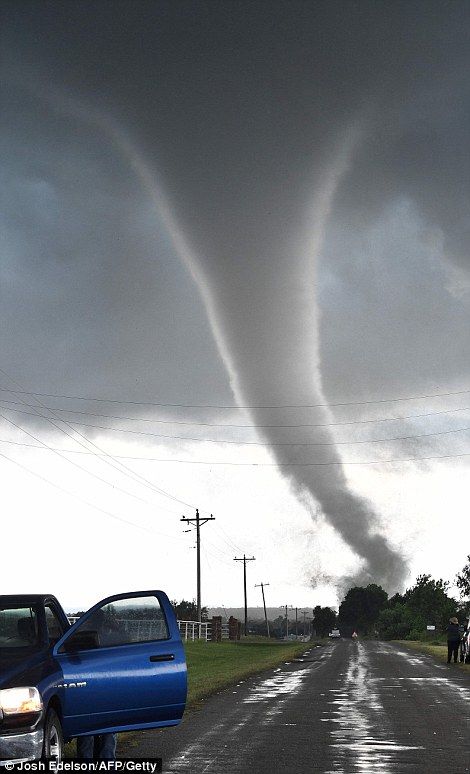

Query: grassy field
[395,640,470,675]
[184,638,316,706]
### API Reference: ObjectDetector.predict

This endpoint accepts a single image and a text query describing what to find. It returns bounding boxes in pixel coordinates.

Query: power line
[203,538,237,567]
[1,396,468,429]
[0,447,179,538]
[0,435,468,465]
[70,420,470,445]
[0,422,186,519]
[214,523,245,554]
[1,389,184,504]
[114,451,470,466]
[0,385,469,410]
[0,368,204,514]
[0,411,175,511]
[1,404,469,446]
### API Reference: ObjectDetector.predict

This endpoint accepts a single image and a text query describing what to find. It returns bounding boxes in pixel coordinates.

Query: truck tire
[42,708,64,763]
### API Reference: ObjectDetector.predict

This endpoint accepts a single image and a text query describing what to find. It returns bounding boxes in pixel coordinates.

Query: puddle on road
[165,655,324,771]
[369,676,470,705]
[242,652,325,724]
[243,669,308,704]
[325,643,425,773]
[324,738,424,774]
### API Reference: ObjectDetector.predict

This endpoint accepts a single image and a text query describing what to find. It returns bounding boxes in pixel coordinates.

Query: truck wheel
[42,708,64,763]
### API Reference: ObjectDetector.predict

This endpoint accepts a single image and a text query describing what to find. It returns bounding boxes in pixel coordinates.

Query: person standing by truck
[447,616,461,663]
[76,734,116,760]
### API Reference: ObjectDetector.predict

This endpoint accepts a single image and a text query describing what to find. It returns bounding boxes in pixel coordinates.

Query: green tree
[456,555,470,599]
[171,600,208,621]
[377,603,414,640]
[338,584,388,635]
[388,593,404,607]
[271,615,287,639]
[247,618,273,637]
[313,606,337,637]
[402,574,456,635]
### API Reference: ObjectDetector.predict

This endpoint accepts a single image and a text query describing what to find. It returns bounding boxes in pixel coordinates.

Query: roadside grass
[185,638,318,706]
[394,640,470,675]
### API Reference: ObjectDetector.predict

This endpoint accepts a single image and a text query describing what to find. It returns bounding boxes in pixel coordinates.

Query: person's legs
[447,641,453,663]
[95,733,117,759]
[76,736,95,759]
[453,642,459,663]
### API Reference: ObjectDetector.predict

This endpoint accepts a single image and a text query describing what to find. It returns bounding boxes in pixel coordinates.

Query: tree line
[337,555,470,639]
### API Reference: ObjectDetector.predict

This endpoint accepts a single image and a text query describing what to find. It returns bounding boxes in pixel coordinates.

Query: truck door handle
[150,653,175,662]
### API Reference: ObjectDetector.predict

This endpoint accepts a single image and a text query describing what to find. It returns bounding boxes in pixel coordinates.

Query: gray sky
[1,1,469,609]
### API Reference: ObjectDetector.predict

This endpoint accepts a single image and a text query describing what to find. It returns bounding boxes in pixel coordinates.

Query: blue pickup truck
[0,591,187,764]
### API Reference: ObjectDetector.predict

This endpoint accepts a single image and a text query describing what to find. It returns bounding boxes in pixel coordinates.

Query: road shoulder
[392,639,470,675]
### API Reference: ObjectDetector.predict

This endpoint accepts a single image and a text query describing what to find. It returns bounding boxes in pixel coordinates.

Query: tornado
[169,131,408,592]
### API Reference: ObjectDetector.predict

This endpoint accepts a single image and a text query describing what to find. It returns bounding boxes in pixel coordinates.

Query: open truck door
[53,590,187,739]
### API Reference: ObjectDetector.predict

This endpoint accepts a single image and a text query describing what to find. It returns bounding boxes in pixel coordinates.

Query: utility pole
[281,605,293,639]
[301,611,311,638]
[234,554,256,635]
[255,582,270,638]
[181,509,215,623]
[295,607,299,638]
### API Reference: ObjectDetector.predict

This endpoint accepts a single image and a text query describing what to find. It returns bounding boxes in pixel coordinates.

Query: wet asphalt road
[119,640,470,773]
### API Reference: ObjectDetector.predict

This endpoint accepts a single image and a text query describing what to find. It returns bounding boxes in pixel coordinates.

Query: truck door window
[0,606,39,649]
[70,595,169,649]
[45,604,65,645]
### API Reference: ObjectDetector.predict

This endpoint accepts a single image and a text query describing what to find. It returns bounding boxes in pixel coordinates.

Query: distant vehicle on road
[0,591,187,766]
[329,629,341,638]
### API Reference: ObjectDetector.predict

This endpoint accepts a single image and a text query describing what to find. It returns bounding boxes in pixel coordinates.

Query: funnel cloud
[168,129,407,590]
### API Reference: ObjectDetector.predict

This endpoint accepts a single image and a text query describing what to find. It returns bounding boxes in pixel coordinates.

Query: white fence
[177,620,231,641]
[177,620,211,641]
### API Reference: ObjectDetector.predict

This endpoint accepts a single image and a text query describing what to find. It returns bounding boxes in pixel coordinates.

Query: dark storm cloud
[2,0,470,589]
[0,81,230,406]
[319,200,470,405]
